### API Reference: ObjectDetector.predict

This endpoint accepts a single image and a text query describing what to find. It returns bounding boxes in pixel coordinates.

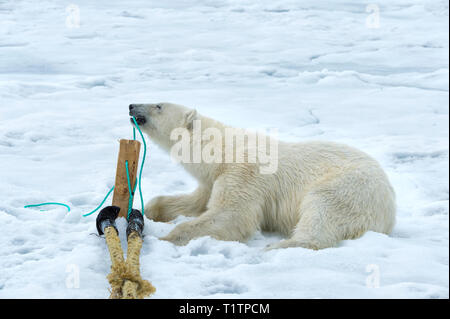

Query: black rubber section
[126,209,144,239]
[96,206,121,236]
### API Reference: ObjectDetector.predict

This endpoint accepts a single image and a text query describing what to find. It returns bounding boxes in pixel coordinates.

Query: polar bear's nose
[129,104,134,111]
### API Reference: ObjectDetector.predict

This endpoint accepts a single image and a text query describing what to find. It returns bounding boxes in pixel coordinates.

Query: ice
[0,0,448,298]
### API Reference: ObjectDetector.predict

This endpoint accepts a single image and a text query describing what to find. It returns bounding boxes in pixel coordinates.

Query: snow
[0,0,448,298]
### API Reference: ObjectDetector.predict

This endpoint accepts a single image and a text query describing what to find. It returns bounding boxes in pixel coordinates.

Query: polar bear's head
[129,102,197,148]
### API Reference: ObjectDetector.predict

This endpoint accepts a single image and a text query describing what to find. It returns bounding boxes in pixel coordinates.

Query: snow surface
[0,0,448,299]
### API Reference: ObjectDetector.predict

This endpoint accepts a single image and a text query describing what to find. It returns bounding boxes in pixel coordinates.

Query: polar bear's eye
[155,104,162,110]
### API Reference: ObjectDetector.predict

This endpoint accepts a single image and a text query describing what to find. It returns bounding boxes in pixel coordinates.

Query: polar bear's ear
[184,109,198,130]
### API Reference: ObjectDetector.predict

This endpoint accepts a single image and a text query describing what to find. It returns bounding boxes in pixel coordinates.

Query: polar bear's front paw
[265,239,320,251]
[160,230,191,246]
[159,221,199,246]
[160,233,190,246]
[264,242,283,251]
[144,196,174,222]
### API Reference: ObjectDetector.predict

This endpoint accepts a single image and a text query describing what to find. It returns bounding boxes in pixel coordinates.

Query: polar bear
[129,102,396,250]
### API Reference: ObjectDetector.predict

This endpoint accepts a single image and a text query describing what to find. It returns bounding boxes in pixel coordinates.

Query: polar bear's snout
[129,104,147,125]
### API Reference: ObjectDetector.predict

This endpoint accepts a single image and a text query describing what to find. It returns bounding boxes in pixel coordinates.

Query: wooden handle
[112,139,141,218]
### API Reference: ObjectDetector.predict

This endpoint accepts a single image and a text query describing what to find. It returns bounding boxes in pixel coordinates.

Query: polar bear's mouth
[130,116,146,126]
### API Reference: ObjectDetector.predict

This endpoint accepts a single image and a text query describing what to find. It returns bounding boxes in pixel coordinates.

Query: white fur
[131,102,396,250]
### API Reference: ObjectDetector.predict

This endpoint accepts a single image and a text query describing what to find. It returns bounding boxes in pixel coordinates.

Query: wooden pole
[112,139,141,218]
[99,139,154,299]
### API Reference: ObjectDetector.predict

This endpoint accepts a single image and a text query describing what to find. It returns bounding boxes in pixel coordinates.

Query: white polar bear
[129,102,396,250]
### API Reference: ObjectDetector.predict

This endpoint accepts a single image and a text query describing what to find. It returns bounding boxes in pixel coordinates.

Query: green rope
[131,116,146,216]
[82,186,115,217]
[25,115,147,218]
[82,115,146,218]
[24,202,71,212]
[83,116,147,219]
[125,160,138,220]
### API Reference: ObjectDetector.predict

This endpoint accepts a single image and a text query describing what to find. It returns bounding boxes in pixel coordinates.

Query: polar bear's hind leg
[267,168,395,250]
